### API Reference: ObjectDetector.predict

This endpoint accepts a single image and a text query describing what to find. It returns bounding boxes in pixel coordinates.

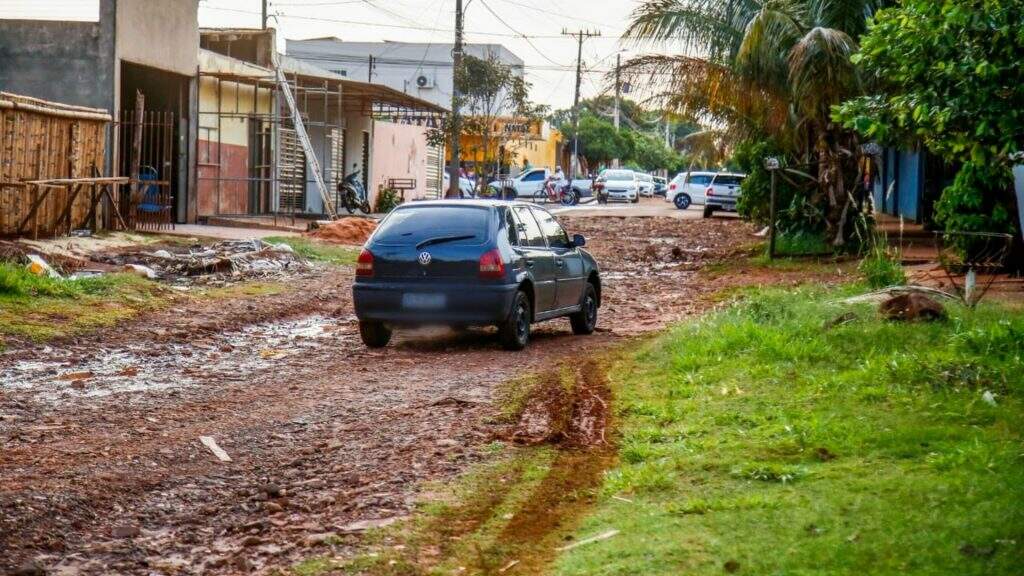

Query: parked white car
[442,171,477,198]
[596,169,640,203]
[665,171,716,209]
[487,168,593,199]
[701,173,745,217]
[637,172,655,197]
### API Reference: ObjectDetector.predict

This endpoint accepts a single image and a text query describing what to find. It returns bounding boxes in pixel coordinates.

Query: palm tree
[623,0,885,244]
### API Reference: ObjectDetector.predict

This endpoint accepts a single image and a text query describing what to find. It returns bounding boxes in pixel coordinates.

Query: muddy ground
[0,214,799,575]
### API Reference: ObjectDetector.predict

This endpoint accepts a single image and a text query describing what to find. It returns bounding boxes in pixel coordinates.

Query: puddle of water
[0,315,352,403]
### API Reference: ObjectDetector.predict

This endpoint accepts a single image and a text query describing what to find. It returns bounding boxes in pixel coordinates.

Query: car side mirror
[572,234,586,248]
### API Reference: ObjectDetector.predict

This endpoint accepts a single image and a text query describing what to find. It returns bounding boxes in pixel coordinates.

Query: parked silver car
[665,171,745,215]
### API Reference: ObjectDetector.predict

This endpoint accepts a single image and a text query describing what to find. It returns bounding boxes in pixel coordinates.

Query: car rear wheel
[673,193,691,210]
[499,291,531,350]
[359,321,392,348]
[703,206,714,218]
[570,284,598,335]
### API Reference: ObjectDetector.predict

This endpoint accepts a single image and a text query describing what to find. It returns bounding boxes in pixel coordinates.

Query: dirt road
[0,214,756,575]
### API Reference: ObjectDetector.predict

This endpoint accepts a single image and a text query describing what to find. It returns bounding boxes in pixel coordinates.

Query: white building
[286,39,525,113]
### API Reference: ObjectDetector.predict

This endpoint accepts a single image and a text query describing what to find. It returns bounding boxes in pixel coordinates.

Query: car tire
[703,206,714,218]
[359,321,392,348]
[570,283,598,335]
[631,193,640,204]
[673,193,692,210]
[499,291,531,350]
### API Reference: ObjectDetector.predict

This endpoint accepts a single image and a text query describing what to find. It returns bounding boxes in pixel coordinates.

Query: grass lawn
[265,236,360,266]
[555,286,1024,575]
[0,263,165,345]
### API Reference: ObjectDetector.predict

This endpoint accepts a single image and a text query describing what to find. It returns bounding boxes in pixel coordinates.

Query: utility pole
[368,55,375,83]
[446,0,464,198]
[261,0,268,29]
[613,52,621,168]
[562,28,601,192]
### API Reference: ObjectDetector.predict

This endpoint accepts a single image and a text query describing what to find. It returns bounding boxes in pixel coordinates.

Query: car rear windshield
[373,205,491,246]
[602,170,634,181]
[714,175,744,186]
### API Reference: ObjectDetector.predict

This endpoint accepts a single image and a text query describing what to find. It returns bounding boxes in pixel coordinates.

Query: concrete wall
[372,121,432,205]
[115,0,199,78]
[0,0,116,110]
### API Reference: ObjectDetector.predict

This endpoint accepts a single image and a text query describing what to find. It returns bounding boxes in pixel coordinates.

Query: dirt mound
[880,292,947,321]
[308,217,378,245]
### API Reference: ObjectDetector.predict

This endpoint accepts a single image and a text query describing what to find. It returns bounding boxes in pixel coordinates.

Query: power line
[477,0,569,68]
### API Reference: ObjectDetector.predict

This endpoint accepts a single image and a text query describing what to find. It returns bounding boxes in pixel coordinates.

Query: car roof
[712,172,747,178]
[396,199,547,210]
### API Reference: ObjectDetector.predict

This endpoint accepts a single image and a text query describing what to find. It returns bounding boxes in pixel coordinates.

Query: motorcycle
[338,163,372,214]
[593,176,609,204]
[544,176,578,206]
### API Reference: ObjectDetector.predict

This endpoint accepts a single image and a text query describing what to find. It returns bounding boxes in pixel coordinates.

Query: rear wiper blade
[415,235,476,250]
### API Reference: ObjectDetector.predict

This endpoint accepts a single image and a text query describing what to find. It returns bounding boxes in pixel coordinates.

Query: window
[522,170,546,182]
[601,170,635,181]
[374,206,489,246]
[513,206,547,248]
[504,207,519,246]
[687,174,713,186]
[532,208,570,249]
[714,175,745,186]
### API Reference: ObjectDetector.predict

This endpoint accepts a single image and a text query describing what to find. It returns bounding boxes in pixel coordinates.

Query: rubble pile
[307,217,377,245]
[92,239,314,286]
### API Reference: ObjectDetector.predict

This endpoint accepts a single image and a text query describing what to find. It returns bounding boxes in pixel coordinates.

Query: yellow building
[451,118,563,174]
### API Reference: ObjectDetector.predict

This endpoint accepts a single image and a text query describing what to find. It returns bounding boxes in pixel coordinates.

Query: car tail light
[669,182,677,191]
[479,249,505,279]
[706,186,714,197]
[356,248,374,277]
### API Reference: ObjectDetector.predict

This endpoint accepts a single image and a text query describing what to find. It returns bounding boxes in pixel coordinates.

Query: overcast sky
[0,0,653,110]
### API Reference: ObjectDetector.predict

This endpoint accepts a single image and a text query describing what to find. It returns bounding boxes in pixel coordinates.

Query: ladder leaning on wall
[274,66,337,219]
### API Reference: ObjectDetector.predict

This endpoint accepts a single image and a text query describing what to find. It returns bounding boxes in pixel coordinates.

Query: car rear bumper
[707,198,738,211]
[353,281,519,326]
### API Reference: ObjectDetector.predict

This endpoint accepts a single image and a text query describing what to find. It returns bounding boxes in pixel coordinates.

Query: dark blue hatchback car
[352,200,601,350]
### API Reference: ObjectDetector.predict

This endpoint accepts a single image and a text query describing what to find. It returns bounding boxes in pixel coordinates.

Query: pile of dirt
[308,217,378,245]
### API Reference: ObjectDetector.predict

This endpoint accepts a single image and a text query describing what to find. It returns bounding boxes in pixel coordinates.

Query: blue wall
[874,147,923,222]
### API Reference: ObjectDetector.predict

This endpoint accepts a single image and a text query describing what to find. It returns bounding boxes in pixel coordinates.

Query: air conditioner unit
[415,74,435,89]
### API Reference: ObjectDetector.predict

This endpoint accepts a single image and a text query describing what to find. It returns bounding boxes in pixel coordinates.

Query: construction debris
[26,254,60,278]
[92,239,313,285]
[199,436,232,462]
[308,218,377,245]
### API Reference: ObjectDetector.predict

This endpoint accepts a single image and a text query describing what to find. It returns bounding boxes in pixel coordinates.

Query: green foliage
[373,187,402,214]
[859,240,907,288]
[836,0,1024,239]
[556,286,1024,576]
[573,112,633,168]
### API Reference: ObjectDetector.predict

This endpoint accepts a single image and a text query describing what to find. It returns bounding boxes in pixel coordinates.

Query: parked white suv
[596,169,640,203]
[665,171,716,209]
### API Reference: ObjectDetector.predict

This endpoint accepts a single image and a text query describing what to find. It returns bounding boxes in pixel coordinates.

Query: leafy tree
[623,0,886,245]
[835,0,1024,244]
[428,54,545,195]
[573,112,633,168]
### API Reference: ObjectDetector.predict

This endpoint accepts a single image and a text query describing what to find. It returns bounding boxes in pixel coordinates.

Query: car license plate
[402,293,446,310]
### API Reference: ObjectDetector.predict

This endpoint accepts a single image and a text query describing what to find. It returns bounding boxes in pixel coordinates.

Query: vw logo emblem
[418,252,432,266]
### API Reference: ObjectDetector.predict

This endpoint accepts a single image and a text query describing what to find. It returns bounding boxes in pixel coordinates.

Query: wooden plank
[199,436,232,462]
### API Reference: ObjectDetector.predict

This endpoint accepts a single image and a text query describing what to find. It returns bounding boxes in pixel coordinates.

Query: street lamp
[764,156,781,258]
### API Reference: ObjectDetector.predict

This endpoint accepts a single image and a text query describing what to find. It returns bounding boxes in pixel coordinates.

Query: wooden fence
[0,92,120,238]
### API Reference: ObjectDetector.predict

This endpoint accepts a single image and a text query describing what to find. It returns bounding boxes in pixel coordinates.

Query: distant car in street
[595,169,640,203]
[352,200,601,350]
[653,176,668,196]
[637,172,655,197]
[487,168,593,200]
[665,170,716,209]
[702,173,745,217]
[442,171,476,198]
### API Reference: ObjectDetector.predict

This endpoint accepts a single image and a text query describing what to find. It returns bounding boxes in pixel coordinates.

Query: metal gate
[425,142,444,199]
[279,127,306,213]
[114,109,175,230]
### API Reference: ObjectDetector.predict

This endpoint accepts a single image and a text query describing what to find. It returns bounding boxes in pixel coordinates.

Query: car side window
[522,170,545,182]
[689,174,712,186]
[532,207,571,250]
[504,207,519,246]
[513,206,547,248]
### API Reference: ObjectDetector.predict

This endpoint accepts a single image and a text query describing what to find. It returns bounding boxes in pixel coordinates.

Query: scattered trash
[199,435,232,462]
[308,217,377,245]
[879,293,946,322]
[555,529,619,552]
[26,254,60,278]
[981,390,998,406]
[499,560,520,573]
[123,263,159,279]
[70,229,92,237]
[91,239,314,286]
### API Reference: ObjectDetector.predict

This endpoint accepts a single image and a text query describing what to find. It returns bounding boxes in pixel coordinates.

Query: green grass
[0,263,164,344]
[264,236,359,266]
[859,239,907,289]
[554,286,1024,576]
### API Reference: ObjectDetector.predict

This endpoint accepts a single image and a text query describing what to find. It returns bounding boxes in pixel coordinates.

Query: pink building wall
[371,121,431,206]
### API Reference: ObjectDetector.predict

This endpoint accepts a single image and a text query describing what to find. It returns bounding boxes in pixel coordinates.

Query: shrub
[859,240,906,288]
[374,187,402,213]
